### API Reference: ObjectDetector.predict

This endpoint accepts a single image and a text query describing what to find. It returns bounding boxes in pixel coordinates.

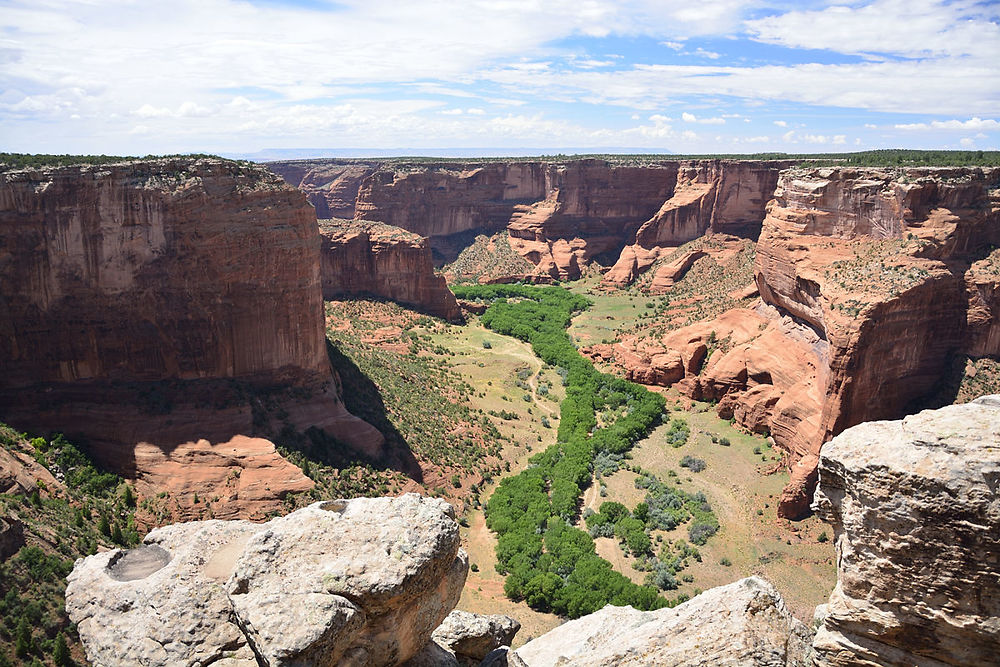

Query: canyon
[3,153,999,666]
[0,158,382,522]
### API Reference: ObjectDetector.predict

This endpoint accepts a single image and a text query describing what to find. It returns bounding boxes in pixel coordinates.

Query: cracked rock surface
[515,577,812,667]
[811,395,1000,666]
[66,494,467,666]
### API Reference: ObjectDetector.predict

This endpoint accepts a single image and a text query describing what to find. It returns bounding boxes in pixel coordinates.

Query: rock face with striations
[811,396,1000,666]
[66,494,468,667]
[319,218,463,321]
[515,577,812,666]
[606,166,1000,517]
[0,158,383,521]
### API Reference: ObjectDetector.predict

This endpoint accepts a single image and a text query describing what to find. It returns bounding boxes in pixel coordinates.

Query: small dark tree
[15,616,31,657]
[111,522,124,545]
[97,514,110,537]
[53,631,70,666]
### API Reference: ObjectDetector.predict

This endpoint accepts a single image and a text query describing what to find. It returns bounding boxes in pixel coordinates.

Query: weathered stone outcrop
[608,167,1000,517]
[515,577,812,666]
[811,396,1000,666]
[319,219,463,321]
[66,494,468,667]
[431,610,520,662]
[0,158,383,521]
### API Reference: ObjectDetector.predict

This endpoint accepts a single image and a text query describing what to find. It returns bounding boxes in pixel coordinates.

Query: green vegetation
[451,284,706,617]
[0,152,226,171]
[0,423,142,664]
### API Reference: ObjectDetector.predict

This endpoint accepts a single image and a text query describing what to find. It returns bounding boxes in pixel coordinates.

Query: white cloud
[440,108,464,115]
[960,137,975,147]
[864,123,877,129]
[466,108,486,115]
[895,117,1000,131]
[773,120,787,127]
[746,0,1000,60]
[682,112,724,124]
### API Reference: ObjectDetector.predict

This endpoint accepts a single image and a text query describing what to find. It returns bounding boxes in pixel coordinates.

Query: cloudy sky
[2,0,998,156]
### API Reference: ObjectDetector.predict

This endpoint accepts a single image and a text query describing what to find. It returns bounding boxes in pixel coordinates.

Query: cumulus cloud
[682,112,725,124]
[895,117,1000,131]
[773,120,787,127]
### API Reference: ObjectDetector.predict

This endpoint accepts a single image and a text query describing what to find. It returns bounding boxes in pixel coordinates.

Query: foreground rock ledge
[811,395,1000,666]
[515,577,812,666]
[66,494,467,667]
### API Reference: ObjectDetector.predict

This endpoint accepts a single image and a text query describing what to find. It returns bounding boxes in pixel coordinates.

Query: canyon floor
[326,285,837,643]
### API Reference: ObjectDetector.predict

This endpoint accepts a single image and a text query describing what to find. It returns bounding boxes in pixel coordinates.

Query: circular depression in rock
[319,499,347,513]
[106,544,171,581]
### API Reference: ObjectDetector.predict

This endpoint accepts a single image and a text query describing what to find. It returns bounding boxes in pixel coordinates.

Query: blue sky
[1,0,998,155]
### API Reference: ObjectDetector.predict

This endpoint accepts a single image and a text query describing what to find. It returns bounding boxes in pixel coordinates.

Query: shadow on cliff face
[323,340,423,482]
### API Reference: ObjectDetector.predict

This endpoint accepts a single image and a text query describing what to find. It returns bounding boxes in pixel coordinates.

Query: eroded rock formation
[606,166,1000,517]
[66,494,468,667]
[514,577,812,666]
[602,160,788,287]
[319,218,463,321]
[811,396,1000,666]
[269,159,789,282]
[0,158,382,521]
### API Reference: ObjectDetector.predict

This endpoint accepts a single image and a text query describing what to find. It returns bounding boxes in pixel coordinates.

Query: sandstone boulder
[516,577,812,666]
[66,519,261,667]
[812,396,1000,666]
[431,610,520,661]
[66,494,467,667]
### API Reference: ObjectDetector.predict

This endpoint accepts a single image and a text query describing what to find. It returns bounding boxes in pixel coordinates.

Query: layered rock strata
[514,577,812,666]
[66,494,468,667]
[811,396,1000,666]
[269,159,790,281]
[0,158,382,521]
[319,218,463,321]
[607,167,1000,517]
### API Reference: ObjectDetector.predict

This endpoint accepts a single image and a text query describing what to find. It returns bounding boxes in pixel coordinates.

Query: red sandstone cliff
[606,166,1000,517]
[0,157,383,522]
[318,218,463,322]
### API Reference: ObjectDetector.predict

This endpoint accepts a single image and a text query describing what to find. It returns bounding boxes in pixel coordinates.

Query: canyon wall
[0,158,383,521]
[606,166,1000,517]
[269,158,789,281]
[319,218,463,322]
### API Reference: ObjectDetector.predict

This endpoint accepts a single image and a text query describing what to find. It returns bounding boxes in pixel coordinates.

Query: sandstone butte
[64,397,1000,666]
[267,157,792,282]
[318,218,463,322]
[606,166,1000,517]
[0,157,384,522]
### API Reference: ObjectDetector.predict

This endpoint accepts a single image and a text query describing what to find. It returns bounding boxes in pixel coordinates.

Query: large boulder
[515,577,812,666]
[811,395,1000,666]
[66,494,467,667]
[431,610,520,661]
